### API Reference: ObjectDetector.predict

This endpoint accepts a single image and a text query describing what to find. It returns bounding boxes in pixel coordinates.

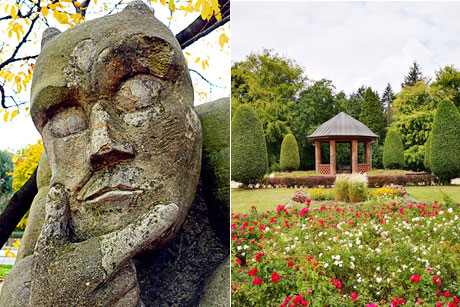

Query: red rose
[252,277,263,285]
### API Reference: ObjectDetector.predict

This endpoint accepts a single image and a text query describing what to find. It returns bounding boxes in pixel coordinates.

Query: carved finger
[100,202,179,278]
[36,184,70,247]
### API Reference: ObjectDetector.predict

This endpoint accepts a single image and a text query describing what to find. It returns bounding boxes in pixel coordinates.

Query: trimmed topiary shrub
[280,134,300,171]
[231,105,268,185]
[431,99,460,184]
[424,132,432,171]
[383,130,404,169]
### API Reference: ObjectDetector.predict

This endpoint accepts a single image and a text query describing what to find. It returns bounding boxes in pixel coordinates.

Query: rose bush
[232,199,460,306]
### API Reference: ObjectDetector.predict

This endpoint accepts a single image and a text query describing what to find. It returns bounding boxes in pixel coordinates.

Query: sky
[0,0,230,152]
[232,1,460,97]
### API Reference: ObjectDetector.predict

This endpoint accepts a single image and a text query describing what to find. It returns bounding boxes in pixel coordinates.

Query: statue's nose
[88,103,134,171]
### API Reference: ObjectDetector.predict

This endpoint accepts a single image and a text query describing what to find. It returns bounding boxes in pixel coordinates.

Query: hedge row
[367,174,433,188]
[261,176,336,188]
[261,174,434,188]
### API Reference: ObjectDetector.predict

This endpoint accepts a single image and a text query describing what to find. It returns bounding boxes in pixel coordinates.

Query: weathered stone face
[30,1,201,245]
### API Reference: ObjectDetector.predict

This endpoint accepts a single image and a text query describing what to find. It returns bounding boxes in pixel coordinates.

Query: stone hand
[29,184,179,306]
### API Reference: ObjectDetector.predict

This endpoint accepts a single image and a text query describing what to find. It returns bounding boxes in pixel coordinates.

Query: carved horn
[41,27,62,49]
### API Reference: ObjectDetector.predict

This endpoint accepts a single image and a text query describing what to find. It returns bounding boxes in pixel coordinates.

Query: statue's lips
[76,165,146,201]
[77,185,142,202]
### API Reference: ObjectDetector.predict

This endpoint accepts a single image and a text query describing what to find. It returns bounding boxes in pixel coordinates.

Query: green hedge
[424,133,432,171]
[280,134,300,171]
[383,130,404,169]
[431,99,460,183]
[231,105,268,185]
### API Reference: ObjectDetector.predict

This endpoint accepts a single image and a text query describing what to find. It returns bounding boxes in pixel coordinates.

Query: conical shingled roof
[307,112,379,139]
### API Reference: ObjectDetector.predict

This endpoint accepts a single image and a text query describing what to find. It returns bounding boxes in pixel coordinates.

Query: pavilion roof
[307,112,379,139]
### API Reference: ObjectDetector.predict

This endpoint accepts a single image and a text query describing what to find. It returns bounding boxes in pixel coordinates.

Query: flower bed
[231,200,460,306]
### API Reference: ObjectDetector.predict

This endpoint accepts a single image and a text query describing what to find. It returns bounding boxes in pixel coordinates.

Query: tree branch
[0,167,37,249]
[176,0,230,50]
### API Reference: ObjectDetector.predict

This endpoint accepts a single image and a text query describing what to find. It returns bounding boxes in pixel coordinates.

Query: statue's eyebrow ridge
[31,85,76,128]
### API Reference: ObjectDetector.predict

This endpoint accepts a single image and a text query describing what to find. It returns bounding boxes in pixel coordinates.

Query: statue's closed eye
[115,75,163,112]
[48,106,88,138]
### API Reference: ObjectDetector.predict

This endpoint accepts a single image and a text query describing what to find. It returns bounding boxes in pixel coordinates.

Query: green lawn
[231,188,302,213]
[0,265,13,282]
[406,185,460,203]
[232,185,460,214]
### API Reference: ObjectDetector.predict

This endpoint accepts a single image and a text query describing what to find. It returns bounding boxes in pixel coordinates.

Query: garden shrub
[431,99,460,183]
[367,174,433,188]
[383,130,404,169]
[264,176,335,188]
[348,173,368,202]
[263,174,432,188]
[292,190,307,203]
[279,134,300,171]
[424,132,432,171]
[334,175,350,202]
[310,186,333,201]
[231,105,268,185]
[370,185,406,199]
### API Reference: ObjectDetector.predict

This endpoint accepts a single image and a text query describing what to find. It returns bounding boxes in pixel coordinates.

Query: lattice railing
[318,164,331,175]
[357,164,369,173]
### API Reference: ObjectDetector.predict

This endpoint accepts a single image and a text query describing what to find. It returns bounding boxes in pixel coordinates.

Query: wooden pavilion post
[330,140,336,175]
[366,140,372,171]
[351,139,358,173]
[315,141,321,173]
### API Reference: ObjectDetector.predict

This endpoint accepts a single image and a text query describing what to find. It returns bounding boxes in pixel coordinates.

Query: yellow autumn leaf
[3,112,8,122]
[219,33,229,48]
[41,6,49,17]
[4,4,9,14]
[10,5,17,19]
[195,57,200,63]
[202,60,206,70]
[201,2,209,20]
[168,0,175,13]
[6,71,14,82]
[13,239,20,250]
[160,0,166,5]
[12,154,19,163]
[5,172,13,176]
[185,51,191,56]
[74,1,81,7]
[11,110,19,120]
[5,248,16,258]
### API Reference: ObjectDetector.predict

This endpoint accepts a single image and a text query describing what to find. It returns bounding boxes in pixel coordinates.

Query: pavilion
[307,112,379,175]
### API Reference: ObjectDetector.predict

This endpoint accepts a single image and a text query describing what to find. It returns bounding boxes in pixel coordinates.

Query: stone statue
[0,1,229,306]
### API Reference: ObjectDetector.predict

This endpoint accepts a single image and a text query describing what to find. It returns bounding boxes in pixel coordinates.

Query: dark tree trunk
[176,0,230,49]
[0,168,37,248]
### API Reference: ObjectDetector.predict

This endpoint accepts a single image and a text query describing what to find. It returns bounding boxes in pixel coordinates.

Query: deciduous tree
[231,49,305,171]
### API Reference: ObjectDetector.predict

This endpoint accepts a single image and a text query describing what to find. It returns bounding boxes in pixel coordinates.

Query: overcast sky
[232,1,460,96]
